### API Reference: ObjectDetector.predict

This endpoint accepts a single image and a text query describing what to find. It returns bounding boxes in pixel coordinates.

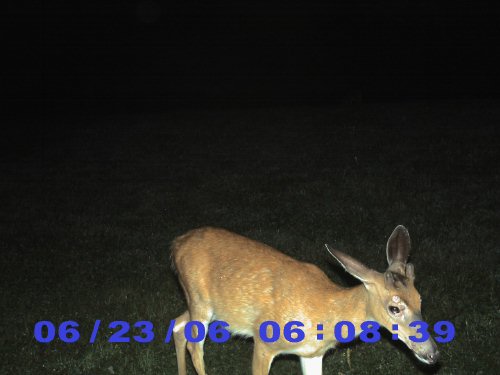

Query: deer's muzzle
[410,336,440,365]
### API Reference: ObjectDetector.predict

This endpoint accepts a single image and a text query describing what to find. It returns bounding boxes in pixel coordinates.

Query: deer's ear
[386,225,411,269]
[325,245,377,283]
[406,262,415,281]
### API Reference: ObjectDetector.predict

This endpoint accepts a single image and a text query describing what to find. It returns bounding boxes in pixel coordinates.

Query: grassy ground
[1,99,499,374]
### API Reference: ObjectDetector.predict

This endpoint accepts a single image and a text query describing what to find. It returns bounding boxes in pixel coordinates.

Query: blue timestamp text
[33,319,455,344]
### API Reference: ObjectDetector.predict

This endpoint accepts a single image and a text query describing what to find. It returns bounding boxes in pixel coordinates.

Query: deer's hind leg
[173,311,190,375]
[185,304,212,375]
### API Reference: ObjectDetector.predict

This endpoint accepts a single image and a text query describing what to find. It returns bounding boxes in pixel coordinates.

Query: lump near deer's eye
[389,306,400,314]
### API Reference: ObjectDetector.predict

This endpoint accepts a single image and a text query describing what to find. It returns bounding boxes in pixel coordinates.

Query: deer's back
[171,227,337,336]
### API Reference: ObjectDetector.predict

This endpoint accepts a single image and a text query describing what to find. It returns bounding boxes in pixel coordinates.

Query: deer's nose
[426,350,440,364]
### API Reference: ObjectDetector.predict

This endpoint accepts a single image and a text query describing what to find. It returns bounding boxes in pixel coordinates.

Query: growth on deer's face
[171,225,439,375]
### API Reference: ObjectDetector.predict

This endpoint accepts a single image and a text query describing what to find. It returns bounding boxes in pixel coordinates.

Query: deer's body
[171,226,439,374]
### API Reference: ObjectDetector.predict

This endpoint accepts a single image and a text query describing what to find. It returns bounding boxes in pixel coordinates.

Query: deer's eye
[389,306,401,315]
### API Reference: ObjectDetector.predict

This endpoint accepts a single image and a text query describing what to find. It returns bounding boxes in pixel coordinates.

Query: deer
[170,225,439,374]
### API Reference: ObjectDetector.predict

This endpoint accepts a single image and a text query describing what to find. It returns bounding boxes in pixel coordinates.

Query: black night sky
[8,0,500,116]
[3,1,500,374]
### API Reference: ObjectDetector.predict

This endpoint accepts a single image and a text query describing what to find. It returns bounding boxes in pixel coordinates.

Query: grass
[1,99,499,374]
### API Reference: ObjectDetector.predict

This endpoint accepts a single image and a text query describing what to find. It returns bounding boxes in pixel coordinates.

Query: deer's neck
[326,284,370,327]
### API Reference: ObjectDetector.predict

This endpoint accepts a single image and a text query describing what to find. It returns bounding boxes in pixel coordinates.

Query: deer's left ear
[386,225,411,274]
[325,244,377,284]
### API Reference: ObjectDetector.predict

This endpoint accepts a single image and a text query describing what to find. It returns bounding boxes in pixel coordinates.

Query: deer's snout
[425,349,440,364]
[412,338,440,365]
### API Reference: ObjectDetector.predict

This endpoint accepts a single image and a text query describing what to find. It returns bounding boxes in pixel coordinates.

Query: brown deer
[171,225,439,374]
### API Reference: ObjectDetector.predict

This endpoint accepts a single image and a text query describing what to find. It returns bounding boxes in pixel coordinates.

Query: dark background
[6,0,500,116]
[2,1,499,374]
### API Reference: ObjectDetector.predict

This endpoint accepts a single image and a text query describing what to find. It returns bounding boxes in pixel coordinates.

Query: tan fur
[171,226,438,375]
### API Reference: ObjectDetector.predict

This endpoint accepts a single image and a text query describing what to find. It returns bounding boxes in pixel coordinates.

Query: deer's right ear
[386,225,411,275]
[325,244,376,283]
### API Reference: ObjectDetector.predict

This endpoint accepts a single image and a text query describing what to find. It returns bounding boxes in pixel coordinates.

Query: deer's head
[327,225,440,365]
